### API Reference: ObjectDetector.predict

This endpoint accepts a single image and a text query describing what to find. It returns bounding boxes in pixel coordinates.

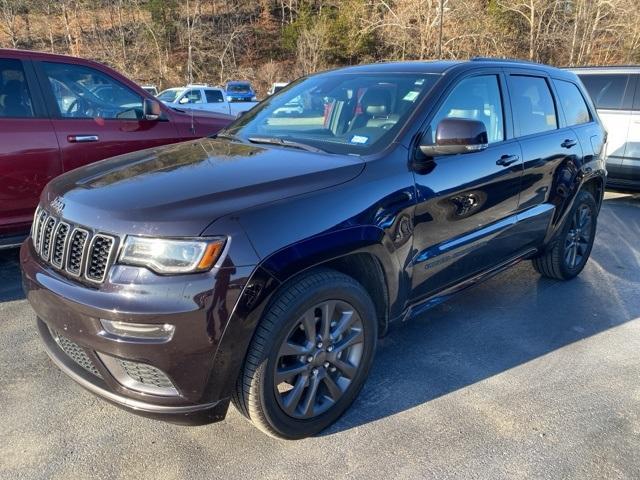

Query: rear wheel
[233,268,377,439]
[532,190,598,280]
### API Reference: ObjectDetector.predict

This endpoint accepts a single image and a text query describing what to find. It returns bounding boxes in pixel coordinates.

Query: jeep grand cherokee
[21,58,606,439]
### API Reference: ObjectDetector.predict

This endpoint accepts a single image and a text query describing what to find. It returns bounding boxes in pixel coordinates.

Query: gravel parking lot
[1,193,639,480]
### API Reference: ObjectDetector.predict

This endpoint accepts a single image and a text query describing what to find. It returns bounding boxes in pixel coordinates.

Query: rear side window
[509,75,557,137]
[0,58,35,118]
[42,62,142,120]
[205,90,224,103]
[553,79,591,126]
[578,74,630,110]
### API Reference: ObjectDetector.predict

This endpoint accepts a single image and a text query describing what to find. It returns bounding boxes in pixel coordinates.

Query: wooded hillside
[1,0,639,95]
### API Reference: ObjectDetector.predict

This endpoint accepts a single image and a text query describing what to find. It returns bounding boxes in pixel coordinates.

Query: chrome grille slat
[85,234,116,283]
[33,209,48,253]
[50,222,70,268]
[66,228,90,277]
[40,216,57,260]
[33,208,118,285]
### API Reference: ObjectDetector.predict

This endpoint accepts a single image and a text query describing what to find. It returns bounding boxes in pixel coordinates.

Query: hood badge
[50,196,65,216]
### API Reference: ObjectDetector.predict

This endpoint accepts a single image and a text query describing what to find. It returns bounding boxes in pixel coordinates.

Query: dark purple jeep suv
[21,59,606,439]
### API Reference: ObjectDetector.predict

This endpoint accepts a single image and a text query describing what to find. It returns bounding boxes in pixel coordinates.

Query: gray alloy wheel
[563,203,593,269]
[274,300,364,419]
[232,268,377,439]
[532,189,598,280]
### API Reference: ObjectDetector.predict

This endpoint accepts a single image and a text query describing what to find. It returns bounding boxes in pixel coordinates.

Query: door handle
[68,135,99,143]
[561,139,577,149]
[496,154,519,167]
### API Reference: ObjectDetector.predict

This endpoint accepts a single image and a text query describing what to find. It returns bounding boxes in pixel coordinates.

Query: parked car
[140,84,158,96]
[225,80,257,102]
[22,58,606,440]
[158,84,257,117]
[268,82,289,96]
[0,49,233,248]
[569,66,639,192]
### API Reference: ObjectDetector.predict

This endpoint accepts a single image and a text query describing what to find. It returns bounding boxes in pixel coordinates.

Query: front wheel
[532,189,598,280]
[233,268,377,439]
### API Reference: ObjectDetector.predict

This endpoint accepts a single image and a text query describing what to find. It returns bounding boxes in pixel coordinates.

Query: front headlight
[118,236,226,274]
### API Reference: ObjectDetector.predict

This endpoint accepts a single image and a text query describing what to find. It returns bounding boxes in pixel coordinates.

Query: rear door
[577,72,636,182]
[204,89,230,115]
[0,57,60,237]
[505,70,581,249]
[34,60,184,173]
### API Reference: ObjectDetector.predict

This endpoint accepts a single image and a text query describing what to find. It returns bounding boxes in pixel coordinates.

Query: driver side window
[182,89,203,104]
[429,75,504,144]
[42,61,143,120]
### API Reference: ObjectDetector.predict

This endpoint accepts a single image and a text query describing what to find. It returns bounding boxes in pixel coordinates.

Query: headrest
[361,88,391,116]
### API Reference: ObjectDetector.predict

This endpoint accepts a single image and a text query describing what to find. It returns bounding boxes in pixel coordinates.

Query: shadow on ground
[323,193,640,435]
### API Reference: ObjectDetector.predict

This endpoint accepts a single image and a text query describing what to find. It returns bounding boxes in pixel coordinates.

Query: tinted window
[578,74,629,110]
[42,62,142,120]
[509,76,557,137]
[430,75,504,144]
[0,58,35,118]
[227,83,251,93]
[205,90,224,103]
[553,79,591,126]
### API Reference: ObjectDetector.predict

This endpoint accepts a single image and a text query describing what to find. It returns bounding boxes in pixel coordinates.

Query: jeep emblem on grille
[50,196,65,215]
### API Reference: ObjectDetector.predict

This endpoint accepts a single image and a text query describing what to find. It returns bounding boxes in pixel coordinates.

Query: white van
[570,67,639,191]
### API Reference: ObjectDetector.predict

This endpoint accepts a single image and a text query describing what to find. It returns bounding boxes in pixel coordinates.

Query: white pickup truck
[157,84,258,117]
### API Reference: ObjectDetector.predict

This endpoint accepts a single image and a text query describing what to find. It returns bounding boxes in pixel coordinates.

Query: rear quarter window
[553,79,591,126]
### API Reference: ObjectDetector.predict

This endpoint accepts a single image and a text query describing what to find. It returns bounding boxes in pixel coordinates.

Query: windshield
[227,84,251,93]
[158,89,182,102]
[223,72,438,155]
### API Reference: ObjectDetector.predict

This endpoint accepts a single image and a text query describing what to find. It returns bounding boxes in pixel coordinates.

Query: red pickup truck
[0,49,233,247]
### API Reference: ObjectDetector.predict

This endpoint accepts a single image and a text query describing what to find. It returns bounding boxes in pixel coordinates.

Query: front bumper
[21,240,255,425]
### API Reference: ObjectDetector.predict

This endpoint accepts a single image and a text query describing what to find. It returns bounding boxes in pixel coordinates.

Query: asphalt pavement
[1,192,639,479]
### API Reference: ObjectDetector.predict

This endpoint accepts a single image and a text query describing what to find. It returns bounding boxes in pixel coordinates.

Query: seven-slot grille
[32,206,117,284]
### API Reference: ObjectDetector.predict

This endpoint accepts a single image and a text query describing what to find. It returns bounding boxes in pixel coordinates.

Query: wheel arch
[259,226,402,336]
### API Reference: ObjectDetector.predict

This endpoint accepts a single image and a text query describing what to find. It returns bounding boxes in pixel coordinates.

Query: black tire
[532,189,598,280]
[232,268,377,439]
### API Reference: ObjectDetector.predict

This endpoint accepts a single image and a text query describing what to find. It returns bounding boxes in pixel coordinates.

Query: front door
[35,60,183,173]
[410,72,523,302]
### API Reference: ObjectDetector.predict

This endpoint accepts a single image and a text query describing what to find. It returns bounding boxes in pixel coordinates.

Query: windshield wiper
[247,136,325,153]
[214,131,240,141]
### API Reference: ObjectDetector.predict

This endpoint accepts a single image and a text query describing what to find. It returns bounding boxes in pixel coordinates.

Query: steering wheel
[66,97,95,118]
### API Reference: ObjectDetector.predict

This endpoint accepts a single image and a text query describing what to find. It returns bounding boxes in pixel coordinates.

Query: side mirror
[143,98,161,121]
[419,118,488,156]
[179,97,190,104]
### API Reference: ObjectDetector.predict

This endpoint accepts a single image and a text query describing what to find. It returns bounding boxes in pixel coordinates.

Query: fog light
[99,320,175,343]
